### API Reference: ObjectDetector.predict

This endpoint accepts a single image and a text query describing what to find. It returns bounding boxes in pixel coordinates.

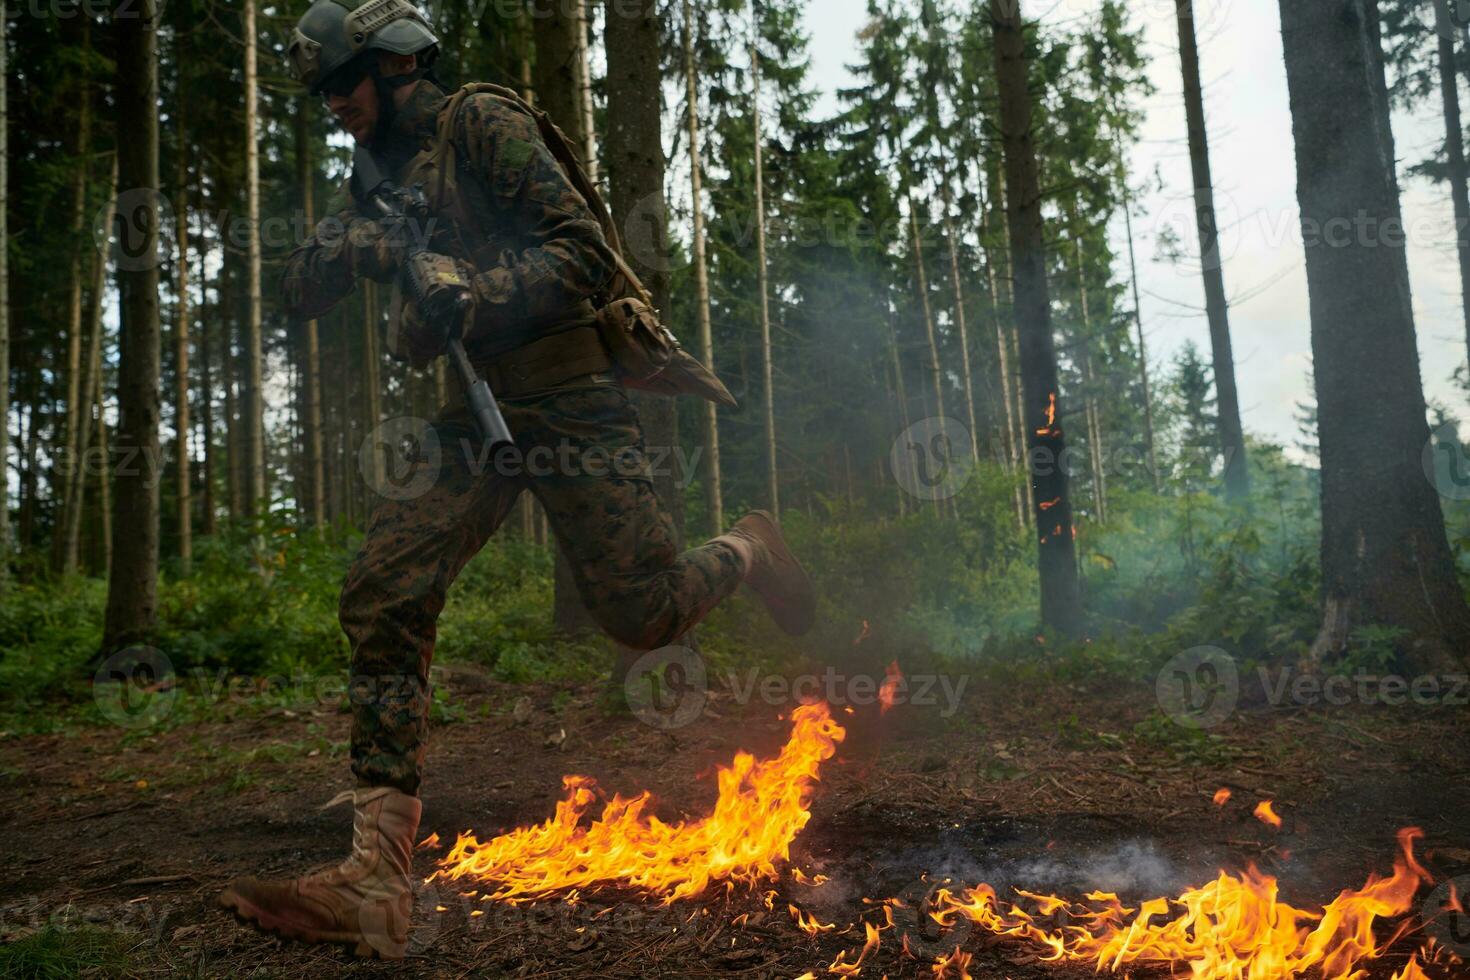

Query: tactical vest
[383,82,735,407]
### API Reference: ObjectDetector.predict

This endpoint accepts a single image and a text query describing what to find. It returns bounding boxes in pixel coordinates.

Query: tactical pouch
[595,296,737,407]
[596,297,674,383]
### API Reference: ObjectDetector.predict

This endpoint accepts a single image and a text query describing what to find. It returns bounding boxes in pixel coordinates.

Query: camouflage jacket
[282,83,618,361]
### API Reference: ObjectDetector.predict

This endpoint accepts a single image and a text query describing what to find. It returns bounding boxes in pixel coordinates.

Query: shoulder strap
[431,82,653,308]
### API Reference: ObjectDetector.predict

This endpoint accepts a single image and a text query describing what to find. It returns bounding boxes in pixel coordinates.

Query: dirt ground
[2,658,1468,978]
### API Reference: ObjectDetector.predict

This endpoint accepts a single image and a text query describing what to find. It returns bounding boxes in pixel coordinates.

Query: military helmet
[288,0,439,95]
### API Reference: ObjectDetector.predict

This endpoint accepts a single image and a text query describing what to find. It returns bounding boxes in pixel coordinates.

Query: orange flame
[1213,788,1232,807]
[432,703,844,902]
[932,944,974,979]
[853,619,871,647]
[1255,799,1283,829]
[1036,392,1059,436]
[790,903,838,936]
[827,921,881,976]
[924,828,1431,979]
[1391,954,1431,980]
[879,661,903,715]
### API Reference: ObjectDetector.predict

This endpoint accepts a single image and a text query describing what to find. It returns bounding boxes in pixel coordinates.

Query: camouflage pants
[339,380,744,795]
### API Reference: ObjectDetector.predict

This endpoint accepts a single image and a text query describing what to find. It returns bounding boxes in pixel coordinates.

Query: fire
[879,660,903,715]
[789,903,838,936]
[826,921,881,976]
[1036,392,1059,435]
[1213,788,1232,807]
[1255,799,1283,829]
[932,944,974,979]
[923,828,1432,979]
[432,703,844,903]
[1391,954,1431,980]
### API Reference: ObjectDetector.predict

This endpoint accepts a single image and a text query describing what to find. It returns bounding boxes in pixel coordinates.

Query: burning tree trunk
[1279,0,1470,673]
[103,0,162,652]
[682,0,723,534]
[989,0,1083,636]
[1177,0,1248,499]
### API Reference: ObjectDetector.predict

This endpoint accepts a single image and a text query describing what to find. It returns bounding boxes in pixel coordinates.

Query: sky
[798,0,1470,455]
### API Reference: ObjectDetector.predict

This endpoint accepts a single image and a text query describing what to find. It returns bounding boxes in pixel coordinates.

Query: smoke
[857,834,1204,903]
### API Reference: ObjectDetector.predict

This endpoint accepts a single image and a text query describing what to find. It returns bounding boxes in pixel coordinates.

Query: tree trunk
[64,157,117,575]
[1116,144,1162,492]
[1071,208,1107,524]
[532,0,585,148]
[750,15,779,517]
[296,100,326,529]
[604,0,684,617]
[575,0,597,181]
[243,0,265,517]
[682,0,723,534]
[0,7,9,586]
[173,78,192,574]
[1177,0,1248,498]
[539,0,601,633]
[363,283,382,493]
[1432,0,1470,368]
[887,306,913,518]
[56,42,91,576]
[940,180,980,462]
[1279,0,1470,674]
[990,0,1083,636]
[980,167,1027,529]
[199,244,216,537]
[103,0,162,652]
[94,346,112,576]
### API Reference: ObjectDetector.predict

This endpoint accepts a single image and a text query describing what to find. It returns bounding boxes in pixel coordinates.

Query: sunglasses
[319,60,370,100]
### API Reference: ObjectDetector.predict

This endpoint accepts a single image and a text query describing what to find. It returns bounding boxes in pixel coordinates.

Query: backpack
[427,82,736,408]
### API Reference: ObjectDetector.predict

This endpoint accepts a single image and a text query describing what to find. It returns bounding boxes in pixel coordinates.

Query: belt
[471,325,615,399]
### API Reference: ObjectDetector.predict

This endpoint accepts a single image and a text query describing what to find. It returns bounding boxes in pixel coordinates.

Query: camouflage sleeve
[281,181,402,320]
[456,94,617,324]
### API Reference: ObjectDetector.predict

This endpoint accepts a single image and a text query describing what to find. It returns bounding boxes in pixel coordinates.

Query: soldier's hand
[402,252,477,360]
[333,215,410,282]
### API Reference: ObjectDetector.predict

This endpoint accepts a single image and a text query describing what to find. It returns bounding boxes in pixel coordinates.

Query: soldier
[217,0,816,959]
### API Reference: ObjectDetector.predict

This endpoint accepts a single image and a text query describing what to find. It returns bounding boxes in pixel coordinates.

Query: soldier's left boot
[217,786,421,958]
[714,510,817,636]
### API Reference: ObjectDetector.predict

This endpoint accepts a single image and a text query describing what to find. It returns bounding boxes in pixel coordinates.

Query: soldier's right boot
[714,510,817,637]
[217,786,421,959]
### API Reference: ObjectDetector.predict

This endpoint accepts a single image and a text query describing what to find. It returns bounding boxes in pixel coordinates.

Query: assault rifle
[352,145,515,452]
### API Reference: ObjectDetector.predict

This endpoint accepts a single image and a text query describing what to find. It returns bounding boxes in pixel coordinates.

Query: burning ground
[1,658,1468,978]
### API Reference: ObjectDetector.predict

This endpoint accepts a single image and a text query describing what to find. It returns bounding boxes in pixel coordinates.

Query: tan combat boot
[716,510,817,636]
[218,786,422,959]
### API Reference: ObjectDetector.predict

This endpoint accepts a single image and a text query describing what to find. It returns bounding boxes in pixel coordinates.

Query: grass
[0,925,134,979]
